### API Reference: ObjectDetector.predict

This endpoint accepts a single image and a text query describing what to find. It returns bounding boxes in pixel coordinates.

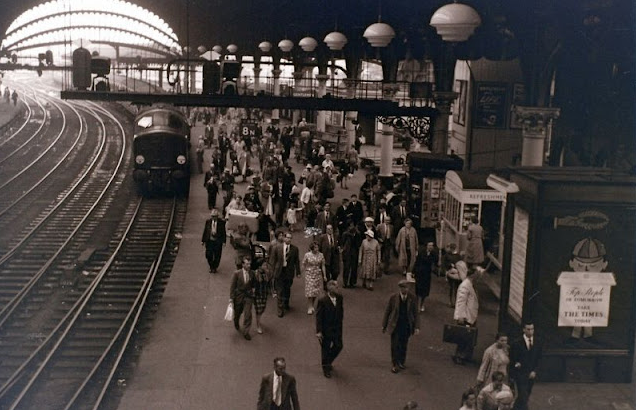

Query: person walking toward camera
[510,322,542,410]
[201,209,226,274]
[315,280,343,378]
[382,280,420,373]
[452,265,481,364]
[257,357,300,410]
[229,256,255,340]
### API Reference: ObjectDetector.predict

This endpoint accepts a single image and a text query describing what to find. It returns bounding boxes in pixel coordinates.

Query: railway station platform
[117,126,634,410]
[0,98,25,134]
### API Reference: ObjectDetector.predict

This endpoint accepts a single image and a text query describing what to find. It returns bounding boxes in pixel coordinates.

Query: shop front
[439,171,505,263]
[500,168,636,382]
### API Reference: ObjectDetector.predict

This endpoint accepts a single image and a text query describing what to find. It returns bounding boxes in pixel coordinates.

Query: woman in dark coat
[255,213,276,242]
[413,242,438,312]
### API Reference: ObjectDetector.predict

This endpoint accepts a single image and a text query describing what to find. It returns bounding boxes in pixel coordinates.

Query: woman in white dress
[302,242,326,314]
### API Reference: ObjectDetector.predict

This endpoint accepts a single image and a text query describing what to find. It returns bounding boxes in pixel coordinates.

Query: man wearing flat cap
[202,208,226,273]
[382,279,420,373]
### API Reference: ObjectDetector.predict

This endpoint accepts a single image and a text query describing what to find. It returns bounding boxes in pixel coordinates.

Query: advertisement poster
[473,82,508,129]
[557,271,616,327]
[537,207,635,350]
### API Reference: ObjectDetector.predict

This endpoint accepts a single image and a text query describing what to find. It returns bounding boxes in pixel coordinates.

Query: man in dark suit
[376,215,394,274]
[340,221,362,288]
[391,199,408,238]
[229,256,256,340]
[218,132,230,170]
[317,225,340,284]
[382,280,420,373]
[270,232,301,317]
[257,357,301,410]
[204,171,219,210]
[315,202,335,234]
[315,280,344,378]
[510,322,543,410]
[201,209,226,273]
[271,178,288,226]
[335,198,351,234]
[375,204,390,225]
[347,194,364,227]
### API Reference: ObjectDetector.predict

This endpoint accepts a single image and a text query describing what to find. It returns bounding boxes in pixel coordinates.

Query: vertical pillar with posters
[406,152,463,242]
[499,168,636,383]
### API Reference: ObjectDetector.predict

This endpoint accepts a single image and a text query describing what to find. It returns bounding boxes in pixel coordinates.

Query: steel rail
[0,100,127,323]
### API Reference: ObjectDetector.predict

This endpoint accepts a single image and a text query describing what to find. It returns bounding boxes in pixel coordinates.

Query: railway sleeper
[88,301,134,309]
[59,348,106,357]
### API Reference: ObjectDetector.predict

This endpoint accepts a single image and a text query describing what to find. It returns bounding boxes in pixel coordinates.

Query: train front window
[136,115,153,128]
[168,114,184,130]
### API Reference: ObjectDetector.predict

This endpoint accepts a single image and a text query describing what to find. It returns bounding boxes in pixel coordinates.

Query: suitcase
[226,209,259,232]
[443,323,478,346]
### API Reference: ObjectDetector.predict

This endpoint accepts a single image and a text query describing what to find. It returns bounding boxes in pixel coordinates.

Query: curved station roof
[1,0,182,63]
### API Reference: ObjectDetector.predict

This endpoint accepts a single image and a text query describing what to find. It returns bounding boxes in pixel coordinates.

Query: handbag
[443,323,478,346]
[224,301,234,321]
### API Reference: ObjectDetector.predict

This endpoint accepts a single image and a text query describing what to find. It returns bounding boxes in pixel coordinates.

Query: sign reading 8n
[241,120,258,138]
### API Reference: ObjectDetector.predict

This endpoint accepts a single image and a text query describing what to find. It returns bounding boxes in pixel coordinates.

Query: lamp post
[364,18,396,186]
[429,2,481,156]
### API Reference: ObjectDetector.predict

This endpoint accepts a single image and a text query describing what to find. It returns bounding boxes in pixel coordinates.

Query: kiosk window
[445,194,461,232]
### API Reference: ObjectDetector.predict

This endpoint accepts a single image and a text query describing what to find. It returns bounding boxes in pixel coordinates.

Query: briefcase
[443,323,478,346]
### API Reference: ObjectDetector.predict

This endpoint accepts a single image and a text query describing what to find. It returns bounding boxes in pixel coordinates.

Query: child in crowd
[286,200,301,232]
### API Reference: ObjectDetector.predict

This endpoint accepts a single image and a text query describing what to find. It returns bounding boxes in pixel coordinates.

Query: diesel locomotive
[133,105,191,195]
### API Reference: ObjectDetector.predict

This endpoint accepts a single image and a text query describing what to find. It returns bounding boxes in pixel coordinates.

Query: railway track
[0,196,186,410]
[0,74,189,409]
[0,87,103,249]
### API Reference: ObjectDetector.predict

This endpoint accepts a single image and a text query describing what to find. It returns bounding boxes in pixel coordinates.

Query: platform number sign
[240,120,259,139]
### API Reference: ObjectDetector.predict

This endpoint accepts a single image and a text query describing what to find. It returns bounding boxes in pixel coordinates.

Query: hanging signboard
[473,82,508,129]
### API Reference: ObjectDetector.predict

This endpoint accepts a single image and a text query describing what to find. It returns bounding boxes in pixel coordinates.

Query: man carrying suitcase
[452,262,482,364]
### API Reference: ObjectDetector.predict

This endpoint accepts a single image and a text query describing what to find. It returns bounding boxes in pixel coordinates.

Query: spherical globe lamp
[226,44,238,54]
[363,22,395,47]
[278,39,294,53]
[323,31,348,51]
[212,45,223,53]
[299,37,318,52]
[258,41,272,53]
[430,3,481,42]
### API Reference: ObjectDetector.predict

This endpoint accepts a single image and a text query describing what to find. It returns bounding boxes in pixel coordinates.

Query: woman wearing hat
[358,230,380,290]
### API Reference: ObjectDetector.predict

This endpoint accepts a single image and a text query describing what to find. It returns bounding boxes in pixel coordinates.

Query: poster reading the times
[557,271,616,327]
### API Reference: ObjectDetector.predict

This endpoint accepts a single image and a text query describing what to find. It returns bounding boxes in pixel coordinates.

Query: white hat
[364,217,374,223]
[365,230,374,238]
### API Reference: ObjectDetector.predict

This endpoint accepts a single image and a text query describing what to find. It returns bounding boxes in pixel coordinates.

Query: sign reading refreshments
[557,271,616,327]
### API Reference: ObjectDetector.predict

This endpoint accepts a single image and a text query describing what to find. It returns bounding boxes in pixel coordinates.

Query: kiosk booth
[499,168,636,383]
[406,152,463,242]
[439,171,505,264]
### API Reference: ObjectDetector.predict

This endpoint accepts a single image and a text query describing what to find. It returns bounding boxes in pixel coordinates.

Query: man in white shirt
[321,153,334,171]
[257,357,301,410]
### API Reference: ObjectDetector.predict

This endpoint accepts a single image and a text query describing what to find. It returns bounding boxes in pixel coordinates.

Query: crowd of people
[196,108,542,410]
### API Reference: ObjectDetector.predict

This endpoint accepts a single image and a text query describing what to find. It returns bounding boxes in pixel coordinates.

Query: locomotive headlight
[135,155,145,164]
[176,155,186,165]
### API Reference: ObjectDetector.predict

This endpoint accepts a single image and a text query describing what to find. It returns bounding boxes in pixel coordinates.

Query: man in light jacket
[453,261,482,364]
